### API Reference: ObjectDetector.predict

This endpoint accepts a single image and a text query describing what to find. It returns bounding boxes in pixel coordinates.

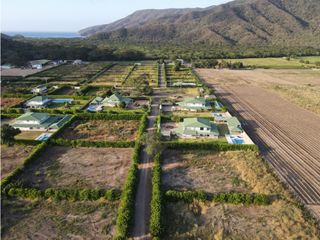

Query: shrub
[164,141,258,151]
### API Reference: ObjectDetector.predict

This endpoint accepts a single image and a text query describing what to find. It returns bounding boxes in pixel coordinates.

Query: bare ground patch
[1,144,34,179]
[16,146,132,190]
[0,97,24,108]
[61,119,139,141]
[2,198,118,240]
[164,200,319,239]
[162,150,250,193]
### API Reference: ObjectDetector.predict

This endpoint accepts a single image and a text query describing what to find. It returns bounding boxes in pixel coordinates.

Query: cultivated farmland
[14,146,133,189]
[197,68,320,220]
[124,62,158,87]
[60,119,139,141]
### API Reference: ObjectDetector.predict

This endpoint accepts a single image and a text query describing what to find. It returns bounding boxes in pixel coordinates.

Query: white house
[25,96,51,109]
[31,85,48,94]
[29,60,50,69]
[73,59,83,65]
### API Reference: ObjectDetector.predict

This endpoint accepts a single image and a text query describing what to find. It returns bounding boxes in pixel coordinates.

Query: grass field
[226,56,320,69]
[60,119,139,141]
[165,64,197,86]
[92,64,133,86]
[15,131,45,140]
[14,146,133,190]
[124,62,158,87]
[2,198,118,239]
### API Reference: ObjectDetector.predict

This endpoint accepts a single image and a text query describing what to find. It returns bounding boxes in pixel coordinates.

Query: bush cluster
[4,187,120,202]
[164,141,258,151]
[165,190,270,205]
[150,153,163,237]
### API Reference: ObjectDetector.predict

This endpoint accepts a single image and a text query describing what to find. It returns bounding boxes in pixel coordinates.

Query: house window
[200,127,204,130]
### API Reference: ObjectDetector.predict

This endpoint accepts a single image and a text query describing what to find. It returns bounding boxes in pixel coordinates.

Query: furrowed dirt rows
[211,85,320,219]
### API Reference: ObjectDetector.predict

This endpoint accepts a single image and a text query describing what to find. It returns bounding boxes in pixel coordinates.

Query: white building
[31,85,48,94]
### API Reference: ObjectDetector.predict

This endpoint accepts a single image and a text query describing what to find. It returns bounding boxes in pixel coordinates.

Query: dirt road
[202,80,320,220]
[132,98,159,239]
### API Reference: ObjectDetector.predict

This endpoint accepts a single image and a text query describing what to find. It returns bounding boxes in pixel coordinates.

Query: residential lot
[1,144,34,179]
[165,63,197,86]
[92,64,133,86]
[162,150,250,193]
[2,198,118,240]
[0,97,24,108]
[60,119,139,141]
[14,146,133,189]
[124,62,158,87]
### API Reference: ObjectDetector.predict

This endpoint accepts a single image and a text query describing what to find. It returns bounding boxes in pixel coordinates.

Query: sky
[1,0,232,32]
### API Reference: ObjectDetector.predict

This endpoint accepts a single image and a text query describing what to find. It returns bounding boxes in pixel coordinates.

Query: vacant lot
[198,68,320,220]
[164,200,319,239]
[15,131,44,140]
[197,68,320,114]
[2,198,118,239]
[16,146,132,189]
[162,150,250,193]
[93,64,133,86]
[0,97,24,108]
[1,144,34,179]
[61,119,139,141]
[165,64,197,86]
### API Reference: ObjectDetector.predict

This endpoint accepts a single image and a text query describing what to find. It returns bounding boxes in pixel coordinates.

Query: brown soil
[0,97,24,108]
[61,120,139,141]
[1,144,34,179]
[162,150,250,193]
[165,200,319,239]
[197,68,320,220]
[16,146,133,190]
[2,198,118,239]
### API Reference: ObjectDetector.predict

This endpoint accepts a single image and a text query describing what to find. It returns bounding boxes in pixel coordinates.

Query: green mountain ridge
[79,0,320,47]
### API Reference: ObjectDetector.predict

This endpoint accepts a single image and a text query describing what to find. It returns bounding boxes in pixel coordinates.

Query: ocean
[3,31,81,38]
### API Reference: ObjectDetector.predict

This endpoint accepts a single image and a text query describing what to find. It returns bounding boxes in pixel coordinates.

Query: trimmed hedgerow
[165,190,270,205]
[4,187,120,202]
[77,112,143,121]
[164,141,258,151]
[150,153,163,237]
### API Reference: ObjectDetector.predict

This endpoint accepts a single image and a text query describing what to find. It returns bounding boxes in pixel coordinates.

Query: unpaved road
[132,98,159,239]
[198,69,320,221]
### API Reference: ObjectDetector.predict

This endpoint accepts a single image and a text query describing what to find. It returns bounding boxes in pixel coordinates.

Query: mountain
[79,0,320,47]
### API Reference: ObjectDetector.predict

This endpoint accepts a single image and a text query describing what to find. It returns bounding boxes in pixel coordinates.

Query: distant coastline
[3,31,81,38]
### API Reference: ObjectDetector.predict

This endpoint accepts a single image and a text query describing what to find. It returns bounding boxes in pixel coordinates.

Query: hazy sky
[1,0,232,32]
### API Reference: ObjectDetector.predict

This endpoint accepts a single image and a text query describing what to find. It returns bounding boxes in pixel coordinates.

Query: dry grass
[61,120,139,141]
[162,150,250,193]
[165,200,319,239]
[15,131,45,140]
[16,146,133,190]
[1,144,34,179]
[2,198,118,240]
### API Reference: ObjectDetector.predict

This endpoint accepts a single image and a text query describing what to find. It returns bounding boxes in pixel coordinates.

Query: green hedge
[150,153,163,237]
[49,115,77,140]
[1,108,24,114]
[165,190,270,205]
[51,138,135,148]
[14,139,41,146]
[164,141,258,151]
[4,187,120,202]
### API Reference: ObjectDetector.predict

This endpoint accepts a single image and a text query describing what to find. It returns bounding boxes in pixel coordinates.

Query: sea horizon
[3,31,81,38]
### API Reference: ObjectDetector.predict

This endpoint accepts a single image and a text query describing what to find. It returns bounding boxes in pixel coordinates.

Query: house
[102,92,133,107]
[73,59,83,65]
[212,112,232,123]
[25,96,51,109]
[31,85,48,94]
[90,97,104,106]
[172,82,196,87]
[174,97,212,111]
[29,60,50,69]
[10,112,70,131]
[1,64,12,69]
[227,117,243,134]
[176,118,219,138]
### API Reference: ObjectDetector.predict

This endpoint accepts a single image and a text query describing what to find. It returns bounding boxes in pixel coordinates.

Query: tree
[144,131,163,157]
[1,124,21,145]
[174,60,182,71]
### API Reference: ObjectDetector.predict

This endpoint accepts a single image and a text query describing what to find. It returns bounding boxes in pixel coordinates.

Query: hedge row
[30,108,83,115]
[0,141,48,188]
[150,153,163,237]
[114,142,140,239]
[2,93,33,98]
[3,187,120,202]
[49,115,77,140]
[161,114,214,123]
[51,138,135,148]
[165,190,270,205]
[164,141,258,151]
[1,108,24,114]
[14,139,41,146]
[77,112,144,121]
